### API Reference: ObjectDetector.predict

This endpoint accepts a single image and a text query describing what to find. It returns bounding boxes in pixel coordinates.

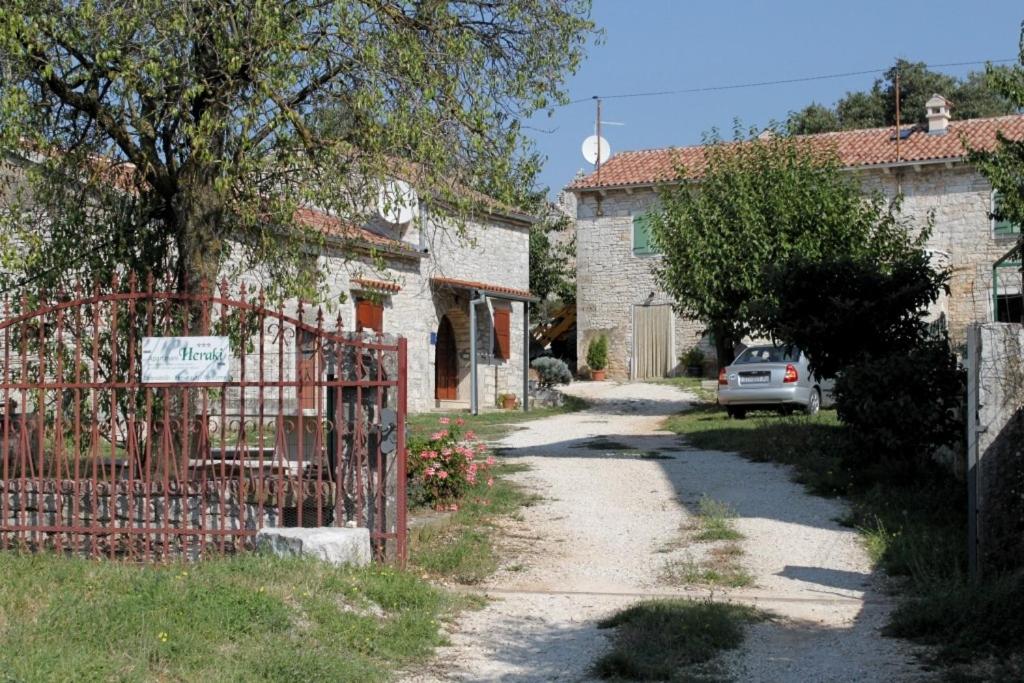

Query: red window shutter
[493,307,510,360]
[356,299,384,333]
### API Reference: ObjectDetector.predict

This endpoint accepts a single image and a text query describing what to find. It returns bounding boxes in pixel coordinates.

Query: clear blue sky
[528,0,1024,197]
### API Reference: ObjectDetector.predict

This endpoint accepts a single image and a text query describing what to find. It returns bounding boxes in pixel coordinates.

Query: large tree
[0,1,594,298]
[787,59,1016,135]
[647,132,922,366]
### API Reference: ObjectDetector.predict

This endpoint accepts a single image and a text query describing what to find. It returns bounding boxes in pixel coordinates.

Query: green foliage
[0,1,595,296]
[530,356,572,387]
[586,334,608,370]
[529,212,576,313]
[969,23,1024,293]
[593,599,765,681]
[648,132,919,365]
[0,552,460,681]
[680,346,705,368]
[833,336,966,483]
[756,249,947,380]
[787,59,1016,135]
[407,417,494,508]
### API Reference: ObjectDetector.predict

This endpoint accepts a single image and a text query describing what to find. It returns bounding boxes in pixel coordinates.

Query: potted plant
[498,392,518,410]
[681,346,705,377]
[587,335,608,381]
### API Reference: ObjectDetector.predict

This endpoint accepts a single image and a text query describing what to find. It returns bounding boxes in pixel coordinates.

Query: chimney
[926,94,952,135]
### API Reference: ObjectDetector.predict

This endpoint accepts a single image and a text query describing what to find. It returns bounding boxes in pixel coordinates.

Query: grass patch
[593,599,766,681]
[661,551,754,589]
[410,462,540,584]
[693,496,743,542]
[0,552,465,682]
[662,399,1024,675]
[407,395,587,442]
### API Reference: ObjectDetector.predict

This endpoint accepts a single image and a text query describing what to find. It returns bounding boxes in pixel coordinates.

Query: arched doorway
[435,315,458,400]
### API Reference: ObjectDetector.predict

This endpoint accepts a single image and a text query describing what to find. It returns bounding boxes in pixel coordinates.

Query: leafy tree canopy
[787,59,1017,135]
[647,131,926,366]
[528,209,575,315]
[0,1,594,299]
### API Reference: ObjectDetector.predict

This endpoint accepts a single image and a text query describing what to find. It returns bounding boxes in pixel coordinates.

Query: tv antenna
[582,97,625,180]
[376,179,419,225]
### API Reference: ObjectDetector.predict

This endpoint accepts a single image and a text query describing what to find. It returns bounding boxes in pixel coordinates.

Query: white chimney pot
[926,94,951,135]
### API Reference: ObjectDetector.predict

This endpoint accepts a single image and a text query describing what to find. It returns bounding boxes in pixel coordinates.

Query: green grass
[662,399,1024,675]
[593,599,766,681]
[0,552,466,682]
[661,550,754,589]
[410,462,540,584]
[407,394,587,442]
[693,496,743,542]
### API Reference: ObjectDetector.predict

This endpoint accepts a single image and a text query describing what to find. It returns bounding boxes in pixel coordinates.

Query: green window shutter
[633,213,657,255]
[993,191,1021,237]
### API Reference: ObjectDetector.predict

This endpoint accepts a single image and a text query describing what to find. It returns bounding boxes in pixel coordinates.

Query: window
[996,293,1023,323]
[992,190,1022,239]
[355,297,384,333]
[492,306,510,360]
[632,212,659,256]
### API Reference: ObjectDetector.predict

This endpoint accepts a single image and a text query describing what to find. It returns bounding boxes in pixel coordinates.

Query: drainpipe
[522,301,530,412]
[469,290,488,415]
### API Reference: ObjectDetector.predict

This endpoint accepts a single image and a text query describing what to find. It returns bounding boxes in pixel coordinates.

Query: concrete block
[256,526,372,566]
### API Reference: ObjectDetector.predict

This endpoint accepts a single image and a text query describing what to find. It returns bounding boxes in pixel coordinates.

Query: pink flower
[430,430,448,441]
[465,430,476,440]
[441,448,453,458]
[456,418,465,426]
[475,443,487,453]
[424,467,435,478]
[438,417,450,425]
[437,470,449,480]
[487,478,494,488]
[486,456,496,466]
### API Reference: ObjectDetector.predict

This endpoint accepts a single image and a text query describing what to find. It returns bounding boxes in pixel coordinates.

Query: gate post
[396,336,408,565]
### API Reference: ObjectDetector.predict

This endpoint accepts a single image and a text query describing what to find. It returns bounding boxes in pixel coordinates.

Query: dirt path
[403,381,931,682]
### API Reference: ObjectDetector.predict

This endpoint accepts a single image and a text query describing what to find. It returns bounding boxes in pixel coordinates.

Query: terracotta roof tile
[293,207,420,256]
[351,277,402,293]
[430,277,535,301]
[568,114,1024,190]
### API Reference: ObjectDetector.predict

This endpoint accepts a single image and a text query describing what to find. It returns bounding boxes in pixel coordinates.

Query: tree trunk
[712,325,737,368]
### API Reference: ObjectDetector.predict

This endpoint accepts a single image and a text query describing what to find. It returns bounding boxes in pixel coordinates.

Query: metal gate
[0,275,407,562]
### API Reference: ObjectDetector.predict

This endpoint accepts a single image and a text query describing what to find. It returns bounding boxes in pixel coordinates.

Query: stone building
[566,97,1024,379]
[294,199,534,413]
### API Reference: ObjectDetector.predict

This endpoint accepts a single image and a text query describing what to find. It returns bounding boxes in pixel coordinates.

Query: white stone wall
[572,162,1020,378]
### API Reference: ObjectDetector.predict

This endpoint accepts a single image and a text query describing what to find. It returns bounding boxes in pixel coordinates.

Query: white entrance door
[632,304,674,379]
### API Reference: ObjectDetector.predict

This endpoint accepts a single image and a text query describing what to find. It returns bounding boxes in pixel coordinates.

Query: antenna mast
[894,68,901,163]
[595,96,603,182]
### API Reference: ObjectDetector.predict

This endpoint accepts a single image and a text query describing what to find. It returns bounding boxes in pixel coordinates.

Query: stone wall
[967,322,1024,573]
[572,162,1018,378]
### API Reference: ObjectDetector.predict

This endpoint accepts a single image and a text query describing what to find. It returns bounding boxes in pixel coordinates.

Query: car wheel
[805,388,821,416]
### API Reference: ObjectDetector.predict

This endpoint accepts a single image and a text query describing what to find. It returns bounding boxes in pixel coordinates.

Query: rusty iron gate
[0,275,407,562]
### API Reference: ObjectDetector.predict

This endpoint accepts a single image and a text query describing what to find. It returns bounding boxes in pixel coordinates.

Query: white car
[717,345,832,419]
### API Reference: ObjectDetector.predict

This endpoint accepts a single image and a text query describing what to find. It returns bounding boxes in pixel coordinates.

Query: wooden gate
[0,275,407,562]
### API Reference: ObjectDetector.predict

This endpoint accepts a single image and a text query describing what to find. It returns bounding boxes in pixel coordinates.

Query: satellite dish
[582,135,611,165]
[376,179,419,224]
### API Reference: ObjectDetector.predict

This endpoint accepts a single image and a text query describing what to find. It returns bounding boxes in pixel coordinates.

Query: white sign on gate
[141,336,231,383]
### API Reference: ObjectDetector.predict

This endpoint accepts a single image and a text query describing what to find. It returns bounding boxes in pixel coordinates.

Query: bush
[680,346,705,368]
[407,417,495,509]
[833,335,965,482]
[586,334,608,371]
[531,356,572,387]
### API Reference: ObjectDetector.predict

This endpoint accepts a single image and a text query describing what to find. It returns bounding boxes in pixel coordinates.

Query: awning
[351,277,402,293]
[430,276,538,302]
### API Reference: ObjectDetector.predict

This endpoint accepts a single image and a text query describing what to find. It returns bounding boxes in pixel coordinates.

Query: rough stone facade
[571,161,1022,379]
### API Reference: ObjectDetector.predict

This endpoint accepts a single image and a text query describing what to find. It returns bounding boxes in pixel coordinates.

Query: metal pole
[396,336,408,566]
[469,291,487,415]
[894,69,901,163]
[522,301,530,412]
[596,97,603,183]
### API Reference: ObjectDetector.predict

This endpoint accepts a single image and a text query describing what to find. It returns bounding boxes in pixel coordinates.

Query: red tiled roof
[351,277,402,293]
[293,207,420,257]
[430,277,535,301]
[568,114,1024,190]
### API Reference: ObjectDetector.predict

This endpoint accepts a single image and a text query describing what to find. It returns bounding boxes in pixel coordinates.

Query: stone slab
[256,526,371,566]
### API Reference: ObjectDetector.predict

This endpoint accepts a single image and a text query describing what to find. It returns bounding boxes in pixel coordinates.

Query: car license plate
[741,372,770,384]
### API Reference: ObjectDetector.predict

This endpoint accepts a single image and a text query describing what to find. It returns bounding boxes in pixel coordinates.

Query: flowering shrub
[408,416,495,509]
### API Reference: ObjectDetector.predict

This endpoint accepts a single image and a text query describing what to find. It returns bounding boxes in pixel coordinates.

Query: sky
[527,0,1024,197]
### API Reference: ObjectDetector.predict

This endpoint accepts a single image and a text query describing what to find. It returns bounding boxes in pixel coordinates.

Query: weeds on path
[663,403,1024,677]
[592,599,766,681]
[660,496,753,589]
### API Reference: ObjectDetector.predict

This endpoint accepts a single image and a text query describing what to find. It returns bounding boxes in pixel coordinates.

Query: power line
[566,58,1019,105]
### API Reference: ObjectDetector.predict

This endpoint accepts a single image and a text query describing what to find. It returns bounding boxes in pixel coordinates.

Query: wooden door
[435,316,458,400]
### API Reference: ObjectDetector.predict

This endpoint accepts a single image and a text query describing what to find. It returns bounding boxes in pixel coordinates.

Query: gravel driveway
[402,381,931,682]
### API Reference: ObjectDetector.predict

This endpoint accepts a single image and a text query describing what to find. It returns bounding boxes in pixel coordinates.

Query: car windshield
[733,346,800,364]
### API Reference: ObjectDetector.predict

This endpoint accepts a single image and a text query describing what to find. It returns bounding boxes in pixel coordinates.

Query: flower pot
[591,369,606,381]
[501,395,517,410]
